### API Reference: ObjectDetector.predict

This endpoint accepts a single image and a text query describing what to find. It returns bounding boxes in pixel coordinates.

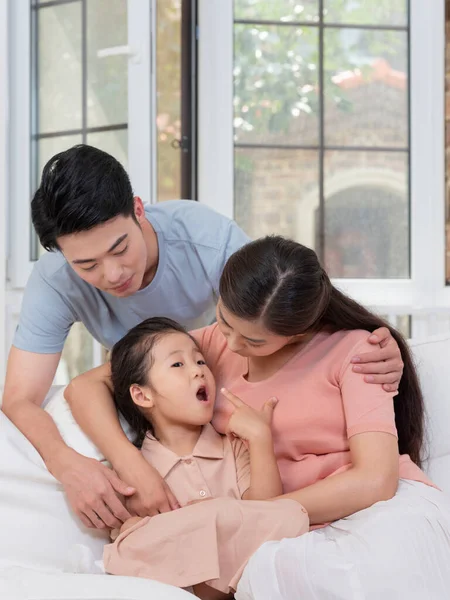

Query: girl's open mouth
[196,386,208,402]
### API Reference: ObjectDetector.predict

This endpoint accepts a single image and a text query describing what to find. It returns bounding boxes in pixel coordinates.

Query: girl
[103,317,309,599]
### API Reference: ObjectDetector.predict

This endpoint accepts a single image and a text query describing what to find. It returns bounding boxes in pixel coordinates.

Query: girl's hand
[221,388,278,445]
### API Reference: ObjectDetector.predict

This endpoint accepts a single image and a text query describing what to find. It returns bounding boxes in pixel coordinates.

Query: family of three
[3,145,450,598]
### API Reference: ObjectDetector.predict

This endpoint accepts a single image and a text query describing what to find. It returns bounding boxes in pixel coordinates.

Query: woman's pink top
[193,325,434,493]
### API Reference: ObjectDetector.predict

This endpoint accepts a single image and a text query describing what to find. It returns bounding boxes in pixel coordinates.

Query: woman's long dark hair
[220,236,424,466]
[111,317,190,448]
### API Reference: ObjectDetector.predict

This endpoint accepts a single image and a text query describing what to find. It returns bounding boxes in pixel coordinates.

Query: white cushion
[409,333,450,493]
[44,386,133,461]
[0,565,192,599]
[0,410,108,572]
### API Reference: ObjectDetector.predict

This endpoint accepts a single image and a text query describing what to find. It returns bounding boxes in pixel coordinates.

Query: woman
[67,236,450,598]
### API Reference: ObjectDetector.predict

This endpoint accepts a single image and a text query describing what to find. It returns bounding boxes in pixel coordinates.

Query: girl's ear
[130,384,154,409]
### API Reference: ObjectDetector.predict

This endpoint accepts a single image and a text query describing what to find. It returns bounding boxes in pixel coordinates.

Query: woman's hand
[221,388,278,444]
[352,327,404,393]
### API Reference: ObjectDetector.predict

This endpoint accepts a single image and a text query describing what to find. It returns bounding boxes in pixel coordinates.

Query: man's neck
[140,219,159,288]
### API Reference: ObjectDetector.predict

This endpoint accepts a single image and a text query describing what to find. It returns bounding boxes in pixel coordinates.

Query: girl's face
[216,300,297,358]
[131,332,216,429]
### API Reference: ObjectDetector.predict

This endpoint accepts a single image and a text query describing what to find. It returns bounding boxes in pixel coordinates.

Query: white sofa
[1,333,450,599]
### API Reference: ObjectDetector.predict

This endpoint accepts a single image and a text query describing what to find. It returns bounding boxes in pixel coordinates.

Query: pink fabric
[104,497,309,593]
[192,325,435,493]
[140,424,251,506]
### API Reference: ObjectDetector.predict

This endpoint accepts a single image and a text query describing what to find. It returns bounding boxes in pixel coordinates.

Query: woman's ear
[130,384,154,409]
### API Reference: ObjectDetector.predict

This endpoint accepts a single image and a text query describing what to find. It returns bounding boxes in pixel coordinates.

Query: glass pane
[87,130,128,169]
[234,148,319,244]
[234,0,318,22]
[37,134,83,176]
[234,25,319,146]
[87,0,128,127]
[57,322,94,383]
[324,151,409,278]
[35,135,83,258]
[324,0,408,26]
[379,314,411,339]
[324,28,408,148]
[156,0,182,201]
[38,3,82,133]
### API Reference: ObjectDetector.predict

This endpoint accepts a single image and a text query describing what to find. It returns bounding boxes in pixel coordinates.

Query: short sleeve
[190,323,228,373]
[208,219,251,295]
[231,437,251,498]
[339,335,398,440]
[13,265,76,354]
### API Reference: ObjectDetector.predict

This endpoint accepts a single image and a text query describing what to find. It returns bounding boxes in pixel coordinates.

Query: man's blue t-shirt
[13,201,250,353]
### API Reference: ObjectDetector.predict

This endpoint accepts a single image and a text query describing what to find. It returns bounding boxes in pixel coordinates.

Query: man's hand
[118,453,181,517]
[351,326,404,393]
[50,448,135,529]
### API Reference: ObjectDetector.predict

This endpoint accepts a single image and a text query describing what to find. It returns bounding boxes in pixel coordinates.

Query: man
[2,145,403,529]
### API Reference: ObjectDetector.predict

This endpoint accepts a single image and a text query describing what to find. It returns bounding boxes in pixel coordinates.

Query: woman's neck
[153,422,203,457]
[246,332,317,383]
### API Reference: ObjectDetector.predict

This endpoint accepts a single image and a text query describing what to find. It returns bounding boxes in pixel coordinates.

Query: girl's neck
[153,422,203,457]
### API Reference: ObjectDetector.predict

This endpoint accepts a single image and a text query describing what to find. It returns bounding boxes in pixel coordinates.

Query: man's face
[57,198,151,297]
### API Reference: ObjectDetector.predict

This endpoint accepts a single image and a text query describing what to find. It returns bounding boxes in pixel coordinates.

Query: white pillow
[44,385,134,461]
[0,411,108,572]
[409,333,450,493]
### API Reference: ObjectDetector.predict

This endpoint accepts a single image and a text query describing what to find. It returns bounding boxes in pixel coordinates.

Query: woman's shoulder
[313,329,376,370]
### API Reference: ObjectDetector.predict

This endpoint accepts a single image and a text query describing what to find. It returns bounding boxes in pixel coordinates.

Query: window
[233,0,409,279]
[8,0,197,381]
[199,0,447,338]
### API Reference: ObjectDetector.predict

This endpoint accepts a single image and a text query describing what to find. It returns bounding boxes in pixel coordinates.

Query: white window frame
[6,0,155,372]
[0,0,9,388]
[8,0,154,291]
[198,0,447,338]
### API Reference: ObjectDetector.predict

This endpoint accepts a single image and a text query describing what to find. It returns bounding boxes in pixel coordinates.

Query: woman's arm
[222,389,282,500]
[279,431,399,524]
[65,364,180,522]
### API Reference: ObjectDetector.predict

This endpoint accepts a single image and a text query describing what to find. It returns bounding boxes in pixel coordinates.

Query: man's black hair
[31,144,135,251]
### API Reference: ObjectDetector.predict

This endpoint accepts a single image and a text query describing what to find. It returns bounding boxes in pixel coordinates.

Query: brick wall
[234,74,409,279]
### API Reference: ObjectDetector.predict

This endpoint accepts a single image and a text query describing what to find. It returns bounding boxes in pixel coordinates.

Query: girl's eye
[197,360,206,365]
[171,362,183,368]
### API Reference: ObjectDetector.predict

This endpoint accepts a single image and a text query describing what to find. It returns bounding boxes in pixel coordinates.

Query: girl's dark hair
[220,236,424,466]
[111,317,192,448]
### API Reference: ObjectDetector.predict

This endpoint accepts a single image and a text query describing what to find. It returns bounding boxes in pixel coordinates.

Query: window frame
[8,0,154,291]
[197,0,447,337]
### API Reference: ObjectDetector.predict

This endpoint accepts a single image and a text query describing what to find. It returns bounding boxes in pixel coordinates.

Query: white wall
[0,0,9,390]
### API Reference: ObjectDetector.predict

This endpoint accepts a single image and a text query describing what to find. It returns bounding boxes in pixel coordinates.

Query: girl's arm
[278,431,399,524]
[222,388,283,500]
[242,433,283,500]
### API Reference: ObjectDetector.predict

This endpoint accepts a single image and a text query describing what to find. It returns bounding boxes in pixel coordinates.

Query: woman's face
[216,300,296,358]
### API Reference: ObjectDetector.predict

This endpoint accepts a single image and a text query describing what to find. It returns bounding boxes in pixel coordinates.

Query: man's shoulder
[32,251,73,285]
[31,251,94,296]
[146,200,238,250]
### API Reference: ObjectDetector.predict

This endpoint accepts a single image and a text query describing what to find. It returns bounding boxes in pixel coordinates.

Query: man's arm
[65,364,180,518]
[2,347,134,529]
